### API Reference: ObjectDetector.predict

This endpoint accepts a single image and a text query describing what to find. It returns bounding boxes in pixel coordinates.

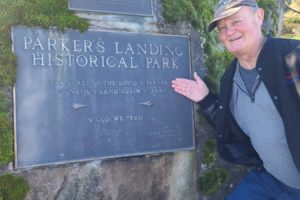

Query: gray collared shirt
[229,62,300,189]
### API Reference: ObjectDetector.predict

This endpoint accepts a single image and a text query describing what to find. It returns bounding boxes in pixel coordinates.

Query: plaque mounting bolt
[70,103,88,110]
[138,101,153,107]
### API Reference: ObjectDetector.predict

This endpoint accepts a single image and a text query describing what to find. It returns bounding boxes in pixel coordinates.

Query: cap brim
[207,7,242,32]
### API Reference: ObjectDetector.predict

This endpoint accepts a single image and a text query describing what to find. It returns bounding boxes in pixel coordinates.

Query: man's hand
[171,72,209,102]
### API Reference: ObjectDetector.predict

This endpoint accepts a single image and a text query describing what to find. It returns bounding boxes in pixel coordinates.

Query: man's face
[217,6,264,56]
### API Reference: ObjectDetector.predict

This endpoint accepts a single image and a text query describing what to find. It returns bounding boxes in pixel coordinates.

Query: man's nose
[226,25,235,35]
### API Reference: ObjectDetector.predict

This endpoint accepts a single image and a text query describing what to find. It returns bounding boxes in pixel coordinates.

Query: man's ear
[256,8,265,26]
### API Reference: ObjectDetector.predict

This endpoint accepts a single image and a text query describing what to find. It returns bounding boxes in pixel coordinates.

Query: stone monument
[9,1,202,199]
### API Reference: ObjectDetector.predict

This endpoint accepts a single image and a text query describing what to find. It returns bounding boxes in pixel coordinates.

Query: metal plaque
[68,0,153,16]
[12,26,194,168]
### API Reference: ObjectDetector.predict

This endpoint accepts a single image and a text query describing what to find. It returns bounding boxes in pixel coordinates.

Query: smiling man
[172,0,300,199]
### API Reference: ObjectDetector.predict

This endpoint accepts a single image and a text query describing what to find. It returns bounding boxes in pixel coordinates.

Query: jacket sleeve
[197,91,219,128]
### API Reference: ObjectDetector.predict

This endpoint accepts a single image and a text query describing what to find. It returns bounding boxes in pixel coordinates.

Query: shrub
[0,174,29,200]
[0,92,10,113]
[204,50,233,93]
[0,0,89,87]
[0,112,13,164]
[199,168,229,196]
[202,138,217,165]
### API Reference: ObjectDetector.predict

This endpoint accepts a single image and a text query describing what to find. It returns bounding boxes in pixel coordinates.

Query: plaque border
[68,0,154,17]
[12,26,195,169]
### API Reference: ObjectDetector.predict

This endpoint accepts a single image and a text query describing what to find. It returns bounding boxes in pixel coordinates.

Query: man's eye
[233,20,241,25]
[218,26,226,31]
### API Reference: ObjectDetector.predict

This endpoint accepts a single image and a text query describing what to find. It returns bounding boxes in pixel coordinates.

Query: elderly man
[172,0,300,199]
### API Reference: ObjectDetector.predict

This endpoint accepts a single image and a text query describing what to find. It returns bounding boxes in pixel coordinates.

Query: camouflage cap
[208,0,258,32]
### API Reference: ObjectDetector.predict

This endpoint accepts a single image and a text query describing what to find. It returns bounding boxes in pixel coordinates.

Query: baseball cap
[207,0,258,32]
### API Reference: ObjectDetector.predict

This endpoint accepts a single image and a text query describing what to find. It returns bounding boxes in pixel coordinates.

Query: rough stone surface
[19,152,196,200]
